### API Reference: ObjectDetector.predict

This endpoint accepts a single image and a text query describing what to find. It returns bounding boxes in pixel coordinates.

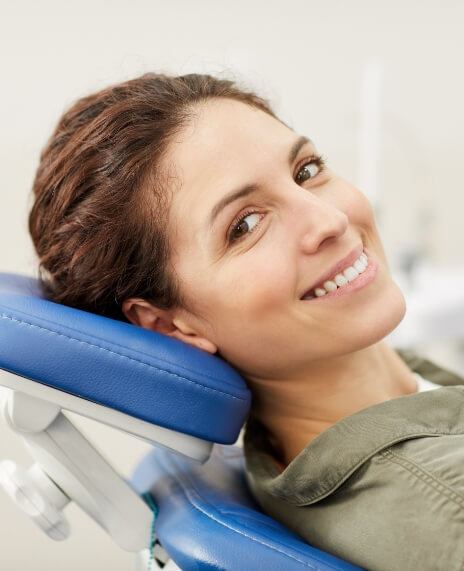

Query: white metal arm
[0,378,154,552]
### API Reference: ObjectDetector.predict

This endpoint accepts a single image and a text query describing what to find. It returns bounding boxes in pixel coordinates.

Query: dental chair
[0,272,362,570]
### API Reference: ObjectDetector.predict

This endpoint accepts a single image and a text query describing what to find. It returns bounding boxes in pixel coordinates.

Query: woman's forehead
[170,99,293,174]
[167,100,294,200]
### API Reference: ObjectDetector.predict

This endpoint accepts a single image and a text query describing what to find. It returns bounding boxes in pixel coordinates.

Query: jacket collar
[244,350,464,506]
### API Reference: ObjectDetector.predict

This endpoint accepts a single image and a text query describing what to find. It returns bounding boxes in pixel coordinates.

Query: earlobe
[169,329,218,355]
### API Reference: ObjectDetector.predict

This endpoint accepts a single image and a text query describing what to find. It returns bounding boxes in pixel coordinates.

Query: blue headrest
[0,272,251,444]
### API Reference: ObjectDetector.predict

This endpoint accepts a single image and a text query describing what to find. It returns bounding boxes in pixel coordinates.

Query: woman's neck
[247,342,418,468]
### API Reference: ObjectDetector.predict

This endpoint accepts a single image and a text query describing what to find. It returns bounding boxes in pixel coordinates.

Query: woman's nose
[298,199,349,255]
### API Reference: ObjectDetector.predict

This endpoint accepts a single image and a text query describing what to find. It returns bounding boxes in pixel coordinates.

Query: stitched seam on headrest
[1,313,247,402]
[157,452,319,569]
[182,497,319,569]
[0,299,245,390]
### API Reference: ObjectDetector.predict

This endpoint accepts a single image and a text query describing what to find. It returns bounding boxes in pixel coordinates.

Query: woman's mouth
[301,248,378,302]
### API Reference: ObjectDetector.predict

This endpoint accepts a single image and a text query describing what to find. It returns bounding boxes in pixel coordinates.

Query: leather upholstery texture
[132,444,362,570]
[0,272,251,443]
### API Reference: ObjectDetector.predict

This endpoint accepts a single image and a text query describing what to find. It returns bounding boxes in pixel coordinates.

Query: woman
[28,73,464,571]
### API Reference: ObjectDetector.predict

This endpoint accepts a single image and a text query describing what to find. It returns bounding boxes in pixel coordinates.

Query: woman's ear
[122,298,176,334]
[121,298,218,355]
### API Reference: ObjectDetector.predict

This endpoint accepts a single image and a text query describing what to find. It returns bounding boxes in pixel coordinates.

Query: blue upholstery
[132,444,362,570]
[1,271,362,569]
[0,272,250,443]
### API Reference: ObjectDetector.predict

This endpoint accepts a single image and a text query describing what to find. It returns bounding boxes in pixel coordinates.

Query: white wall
[1,0,463,569]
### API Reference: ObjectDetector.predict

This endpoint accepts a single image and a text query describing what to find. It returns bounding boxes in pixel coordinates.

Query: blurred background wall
[1,0,463,569]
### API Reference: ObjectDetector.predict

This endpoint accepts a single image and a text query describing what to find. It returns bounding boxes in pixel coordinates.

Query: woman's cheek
[249,260,291,312]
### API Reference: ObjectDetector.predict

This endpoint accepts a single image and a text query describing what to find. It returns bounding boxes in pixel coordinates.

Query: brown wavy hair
[28,72,276,321]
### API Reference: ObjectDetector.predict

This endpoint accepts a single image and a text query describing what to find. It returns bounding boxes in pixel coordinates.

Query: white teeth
[302,251,369,300]
[314,288,327,297]
[343,266,359,282]
[334,273,349,286]
[322,280,338,292]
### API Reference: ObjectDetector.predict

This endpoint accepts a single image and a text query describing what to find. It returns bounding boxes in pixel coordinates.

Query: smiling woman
[28,72,464,571]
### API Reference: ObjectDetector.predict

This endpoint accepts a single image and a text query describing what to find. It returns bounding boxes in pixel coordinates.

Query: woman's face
[162,98,406,380]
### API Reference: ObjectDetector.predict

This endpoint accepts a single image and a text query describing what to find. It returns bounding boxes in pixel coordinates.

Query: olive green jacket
[243,349,464,571]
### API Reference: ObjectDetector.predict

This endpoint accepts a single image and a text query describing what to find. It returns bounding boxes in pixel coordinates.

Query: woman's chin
[331,279,406,353]
[364,281,407,343]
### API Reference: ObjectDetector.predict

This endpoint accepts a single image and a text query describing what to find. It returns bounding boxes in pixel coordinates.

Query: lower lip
[301,248,378,303]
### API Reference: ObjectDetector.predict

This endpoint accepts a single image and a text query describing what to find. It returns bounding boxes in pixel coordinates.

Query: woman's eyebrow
[209,135,312,227]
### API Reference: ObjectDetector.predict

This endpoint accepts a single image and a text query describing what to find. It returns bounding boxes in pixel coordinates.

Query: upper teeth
[303,252,368,299]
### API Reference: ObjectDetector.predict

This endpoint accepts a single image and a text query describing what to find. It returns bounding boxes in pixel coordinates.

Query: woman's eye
[226,154,326,245]
[295,155,325,184]
[228,211,263,244]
